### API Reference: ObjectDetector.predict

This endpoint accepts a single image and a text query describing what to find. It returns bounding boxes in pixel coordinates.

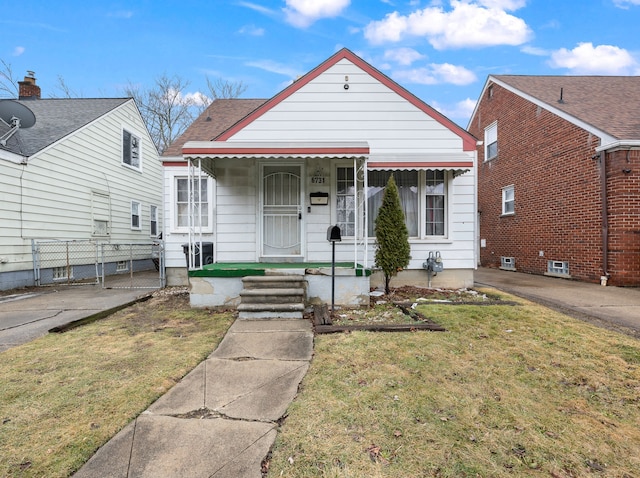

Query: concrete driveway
[475,267,640,338]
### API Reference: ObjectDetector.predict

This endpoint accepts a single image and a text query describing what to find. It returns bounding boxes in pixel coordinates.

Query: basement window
[500,257,515,270]
[53,266,71,280]
[547,260,569,276]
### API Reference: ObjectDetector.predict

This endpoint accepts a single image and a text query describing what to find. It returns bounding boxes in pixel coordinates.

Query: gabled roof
[162,99,267,157]
[0,98,130,157]
[216,48,477,151]
[485,75,640,140]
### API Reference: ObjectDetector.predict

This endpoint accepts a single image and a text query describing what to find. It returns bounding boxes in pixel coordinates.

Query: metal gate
[32,240,165,289]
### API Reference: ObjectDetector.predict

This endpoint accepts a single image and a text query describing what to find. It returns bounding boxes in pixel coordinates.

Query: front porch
[187,262,372,308]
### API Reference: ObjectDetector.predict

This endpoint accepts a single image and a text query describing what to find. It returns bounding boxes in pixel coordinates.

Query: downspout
[599,150,609,284]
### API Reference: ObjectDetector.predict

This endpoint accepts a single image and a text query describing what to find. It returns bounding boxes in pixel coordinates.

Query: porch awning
[367,153,474,175]
[183,141,370,160]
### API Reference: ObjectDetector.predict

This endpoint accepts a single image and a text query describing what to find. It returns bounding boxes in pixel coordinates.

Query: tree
[123,74,197,154]
[374,175,411,294]
[0,60,19,98]
[123,74,247,153]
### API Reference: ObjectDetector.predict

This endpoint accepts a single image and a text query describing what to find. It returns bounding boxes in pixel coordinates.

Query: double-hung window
[176,177,209,229]
[123,129,141,169]
[425,170,446,236]
[502,185,515,215]
[336,167,355,237]
[485,122,498,161]
[131,200,141,230]
[150,205,158,236]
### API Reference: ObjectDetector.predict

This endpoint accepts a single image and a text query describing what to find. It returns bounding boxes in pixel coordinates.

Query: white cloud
[13,46,25,56]
[238,1,276,16]
[431,97,477,121]
[394,62,477,85]
[364,0,532,49]
[246,59,302,78]
[613,0,640,8]
[383,47,425,65]
[283,0,350,28]
[520,45,548,56]
[549,42,640,74]
[238,24,265,36]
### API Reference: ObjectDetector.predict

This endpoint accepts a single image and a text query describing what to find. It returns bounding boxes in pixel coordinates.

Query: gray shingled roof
[0,98,130,157]
[162,98,267,157]
[493,75,640,140]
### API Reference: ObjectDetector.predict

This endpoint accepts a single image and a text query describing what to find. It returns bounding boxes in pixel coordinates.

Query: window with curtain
[336,167,355,236]
[176,177,209,228]
[426,170,446,236]
[367,170,418,237]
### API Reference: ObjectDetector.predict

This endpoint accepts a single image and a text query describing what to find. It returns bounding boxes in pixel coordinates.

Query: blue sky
[2,0,640,127]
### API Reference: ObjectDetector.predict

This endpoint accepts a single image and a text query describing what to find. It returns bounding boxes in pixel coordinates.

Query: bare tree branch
[205,76,248,100]
[0,60,19,98]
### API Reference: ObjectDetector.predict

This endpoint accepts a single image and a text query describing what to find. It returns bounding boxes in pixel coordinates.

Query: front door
[261,164,302,258]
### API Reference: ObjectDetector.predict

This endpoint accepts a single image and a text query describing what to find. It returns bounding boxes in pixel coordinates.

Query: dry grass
[0,290,233,478]
[268,289,640,477]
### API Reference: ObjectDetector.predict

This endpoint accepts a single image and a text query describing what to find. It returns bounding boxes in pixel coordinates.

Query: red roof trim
[183,146,370,155]
[216,48,477,151]
[368,161,474,169]
[162,161,188,167]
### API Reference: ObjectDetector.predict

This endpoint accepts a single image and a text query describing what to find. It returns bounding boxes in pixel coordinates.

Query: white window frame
[485,121,498,161]
[150,205,158,237]
[335,165,356,237]
[122,128,142,171]
[131,200,142,230]
[335,167,451,240]
[548,260,569,276]
[170,173,214,233]
[502,185,514,215]
[424,170,447,237]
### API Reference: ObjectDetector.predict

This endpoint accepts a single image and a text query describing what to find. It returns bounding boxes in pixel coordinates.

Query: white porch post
[187,157,204,270]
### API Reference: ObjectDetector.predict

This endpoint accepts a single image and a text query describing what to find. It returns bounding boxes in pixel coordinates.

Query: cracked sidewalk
[72,318,314,478]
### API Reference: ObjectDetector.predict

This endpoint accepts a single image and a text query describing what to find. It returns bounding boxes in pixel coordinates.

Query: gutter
[599,150,609,284]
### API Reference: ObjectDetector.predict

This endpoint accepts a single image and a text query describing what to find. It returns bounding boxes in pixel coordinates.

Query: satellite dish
[0,100,36,129]
[0,100,36,146]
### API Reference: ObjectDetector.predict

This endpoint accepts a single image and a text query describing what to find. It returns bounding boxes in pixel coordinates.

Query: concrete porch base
[188,266,371,308]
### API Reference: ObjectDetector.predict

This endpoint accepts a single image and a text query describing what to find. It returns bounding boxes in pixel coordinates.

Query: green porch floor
[188,262,371,278]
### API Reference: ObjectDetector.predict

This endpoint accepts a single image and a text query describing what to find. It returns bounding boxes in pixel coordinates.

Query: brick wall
[606,149,640,285]
[469,82,612,284]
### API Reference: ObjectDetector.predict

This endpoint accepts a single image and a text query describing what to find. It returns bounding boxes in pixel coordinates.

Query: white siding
[0,101,163,285]
[227,60,464,155]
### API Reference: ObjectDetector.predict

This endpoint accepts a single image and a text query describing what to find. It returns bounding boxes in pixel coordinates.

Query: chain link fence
[32,240,165,289]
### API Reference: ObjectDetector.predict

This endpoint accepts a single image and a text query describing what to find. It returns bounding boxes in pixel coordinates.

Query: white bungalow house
[0,74,163,290]
[163,48,477,310]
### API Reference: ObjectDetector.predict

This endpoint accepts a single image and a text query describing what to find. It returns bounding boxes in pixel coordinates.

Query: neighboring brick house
[468,75,640,286]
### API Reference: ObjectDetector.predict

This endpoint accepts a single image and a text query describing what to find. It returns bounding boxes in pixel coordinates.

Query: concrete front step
[239,288,305,304]
[241,275,306,290]
[237,302,305,319]
[239,275,307,319]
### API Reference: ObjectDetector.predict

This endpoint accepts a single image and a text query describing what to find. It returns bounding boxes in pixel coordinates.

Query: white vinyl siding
[0,100,163,283]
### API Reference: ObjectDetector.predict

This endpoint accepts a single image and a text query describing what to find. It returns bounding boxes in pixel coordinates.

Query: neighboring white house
[163,48,477,307]
[0,74,163,290]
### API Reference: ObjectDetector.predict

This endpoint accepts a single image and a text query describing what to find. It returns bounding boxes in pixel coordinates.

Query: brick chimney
[18,71,41,99]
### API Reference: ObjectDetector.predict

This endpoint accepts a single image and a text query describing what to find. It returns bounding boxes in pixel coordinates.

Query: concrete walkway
[73,318,314,478]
